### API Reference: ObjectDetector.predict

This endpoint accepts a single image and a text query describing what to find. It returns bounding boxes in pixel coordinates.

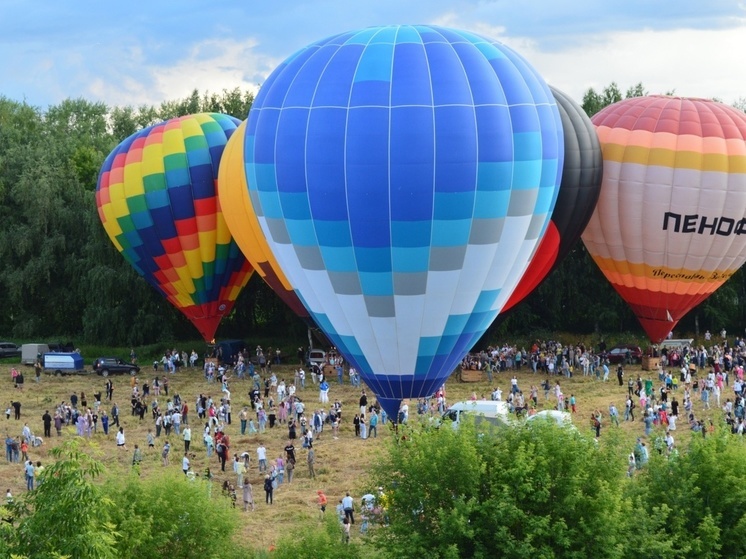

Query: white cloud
[7,10,746,111]
[84,38,280,108]
[531,27,746,104]
[466,20,746,105]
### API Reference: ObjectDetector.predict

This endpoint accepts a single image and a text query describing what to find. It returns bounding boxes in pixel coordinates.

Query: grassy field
[0,355,717,550]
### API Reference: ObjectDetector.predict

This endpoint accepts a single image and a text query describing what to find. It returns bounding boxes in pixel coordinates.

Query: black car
[93,357,140,377]
[48,341,75,353]
[0,342,21,359]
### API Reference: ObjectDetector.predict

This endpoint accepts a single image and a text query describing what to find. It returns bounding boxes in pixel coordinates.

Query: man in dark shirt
[284,440,296,464]
[111,403,120,427]
[41,410,52,437]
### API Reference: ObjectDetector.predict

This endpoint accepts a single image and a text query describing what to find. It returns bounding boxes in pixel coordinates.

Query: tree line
[0,89,305,346]
[0,84,744,347]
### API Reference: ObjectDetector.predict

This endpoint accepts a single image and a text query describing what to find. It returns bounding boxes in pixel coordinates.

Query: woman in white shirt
[116,428,126,450]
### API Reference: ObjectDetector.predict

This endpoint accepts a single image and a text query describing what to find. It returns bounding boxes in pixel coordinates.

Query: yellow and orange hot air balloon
[582,96,746,343]
[217,120,309,319]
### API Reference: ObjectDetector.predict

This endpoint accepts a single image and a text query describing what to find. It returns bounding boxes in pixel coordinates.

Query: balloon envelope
[217,120,310,319]
[501,85,603,312]
[96,113,254,341]
[245,25,563,418]
[581,96,746,343]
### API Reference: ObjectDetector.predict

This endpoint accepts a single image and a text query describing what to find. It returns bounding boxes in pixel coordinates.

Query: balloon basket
[641,356,660,371]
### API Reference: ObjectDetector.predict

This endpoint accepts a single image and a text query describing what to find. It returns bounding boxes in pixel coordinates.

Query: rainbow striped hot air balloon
[582,96,746,343]
[96,113,253,341]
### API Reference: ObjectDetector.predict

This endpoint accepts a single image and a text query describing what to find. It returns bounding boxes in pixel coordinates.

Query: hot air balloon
[241,25,563,420]
[96,113,254,341]
[217,120,310,319]
[501,86,603,312]
[581,95,746,343]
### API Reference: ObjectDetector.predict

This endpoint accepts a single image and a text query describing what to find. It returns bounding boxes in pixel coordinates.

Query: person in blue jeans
[25,460,35,490]
[643,412,654,436]
[369,412,378,438]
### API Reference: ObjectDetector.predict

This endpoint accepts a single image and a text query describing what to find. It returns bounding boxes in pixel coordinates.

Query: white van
[660,338,693,350]
[526,410,574,427]
[21,343,49,365]
[443,400,511,429]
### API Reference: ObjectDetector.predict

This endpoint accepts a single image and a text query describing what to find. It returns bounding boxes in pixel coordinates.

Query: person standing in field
[182,425,191,452]
[307,445,316,479]
[257,443,267,473]
[343,517,351,543]
[242,480,254,512]
[132,445,143,468]
[317,490,327,517]
[42,410,52,438]
[342,491,355,524]
[116,427,126,450]
[264,474,274,504]
[162,441,171,466]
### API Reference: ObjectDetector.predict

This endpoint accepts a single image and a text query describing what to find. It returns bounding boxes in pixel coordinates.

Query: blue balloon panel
[244,25,563,419]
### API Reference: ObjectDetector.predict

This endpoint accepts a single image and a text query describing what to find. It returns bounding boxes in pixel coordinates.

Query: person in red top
[181,402,189,425]
[317,490,327,517]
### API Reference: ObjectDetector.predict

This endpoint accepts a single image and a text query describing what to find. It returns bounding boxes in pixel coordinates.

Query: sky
[1,0,745,110]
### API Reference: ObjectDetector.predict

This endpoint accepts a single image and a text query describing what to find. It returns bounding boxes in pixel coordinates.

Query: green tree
[104,471,246,559]
[0,97,104,338]
[630,432,746,558]
[9,440,118,559]
[625,82,647,99]
[155,88,253,121]
[372,420,631,559]
[581,81,625,116]
[271,514,371,559]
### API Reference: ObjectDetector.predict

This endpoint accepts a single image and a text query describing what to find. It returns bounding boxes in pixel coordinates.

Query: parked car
[47,341,75,353]
[306,348,326,366]
[0,342,21,359]
[93,357,140,377]
[606,344,643,364]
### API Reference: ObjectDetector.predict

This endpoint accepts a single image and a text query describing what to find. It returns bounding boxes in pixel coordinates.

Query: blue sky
[2,0,745,109]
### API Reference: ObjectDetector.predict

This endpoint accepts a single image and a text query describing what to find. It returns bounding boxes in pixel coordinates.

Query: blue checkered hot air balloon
[242,25,563,419]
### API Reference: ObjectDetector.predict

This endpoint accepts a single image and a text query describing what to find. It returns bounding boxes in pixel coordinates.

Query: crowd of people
[458,334,746,473]
[2,342,390,543]
[7,333,746,544]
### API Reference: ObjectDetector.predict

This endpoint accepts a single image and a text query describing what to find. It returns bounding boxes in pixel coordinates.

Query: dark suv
[93,357,140,377]
[0,342,21,359]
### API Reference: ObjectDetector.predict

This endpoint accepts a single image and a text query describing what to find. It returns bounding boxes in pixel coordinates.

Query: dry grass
[1,360,717,550]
